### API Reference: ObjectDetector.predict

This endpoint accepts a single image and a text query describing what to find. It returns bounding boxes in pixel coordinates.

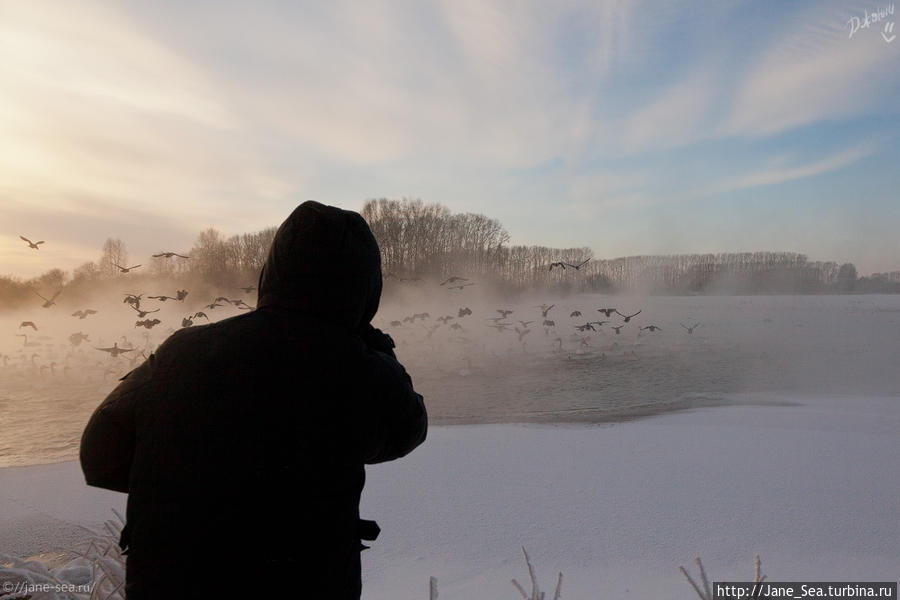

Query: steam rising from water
[1,275,899,467]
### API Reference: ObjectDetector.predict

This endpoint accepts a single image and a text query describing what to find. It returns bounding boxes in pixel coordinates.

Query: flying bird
[681,323,701,334]
[640,325,662,332]
[517,320,534,328]
[176,289,189,301]
[95,343,134,357]
[447,283,474,290]
[20,236,44,249]
[113,263,142,273]
[497,309,514,318]
[570,311,582,317]
[597,308,617,317]
[19,321,37,330]
[69,332,90,346]
[181,316,194,328]
[135,319,162,329]
[611,325,625,335]
[238,285,256,293]
[34,289,61,308]
[458,307,472,318]
[540,304,555,318]
[72,309,98,319]
[123,293,143,308]
[152,252,190,259]
[615,309,642,323]
[130,306,159,318]
[549,262,567,271]
[193,311,209,320]
[148,295,177,301]
[440,276,468,286]
[566,259,591,270]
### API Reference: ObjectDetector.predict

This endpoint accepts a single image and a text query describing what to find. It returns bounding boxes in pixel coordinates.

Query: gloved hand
[359,323,396,356]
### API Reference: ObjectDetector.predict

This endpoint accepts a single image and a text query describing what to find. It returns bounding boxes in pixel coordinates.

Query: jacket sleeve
[79,356,154,492]
[358,345,428,465]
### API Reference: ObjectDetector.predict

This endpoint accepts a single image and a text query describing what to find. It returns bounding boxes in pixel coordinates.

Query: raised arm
[356,325,427,464]
[80,355,155,492]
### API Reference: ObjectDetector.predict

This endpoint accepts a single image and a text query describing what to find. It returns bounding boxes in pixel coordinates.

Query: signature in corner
[846,3,895,42]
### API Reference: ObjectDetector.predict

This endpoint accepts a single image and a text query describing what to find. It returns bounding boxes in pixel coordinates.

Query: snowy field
[2,392,898,599]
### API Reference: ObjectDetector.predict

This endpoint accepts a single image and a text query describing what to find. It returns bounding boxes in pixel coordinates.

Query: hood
[257,201,383,331]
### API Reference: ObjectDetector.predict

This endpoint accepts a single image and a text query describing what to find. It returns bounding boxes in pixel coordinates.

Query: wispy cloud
[706,145,873,195]
[720,4,899,138]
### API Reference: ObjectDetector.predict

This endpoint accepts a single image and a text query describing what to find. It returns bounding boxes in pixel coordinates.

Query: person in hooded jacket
[80,201,427,599]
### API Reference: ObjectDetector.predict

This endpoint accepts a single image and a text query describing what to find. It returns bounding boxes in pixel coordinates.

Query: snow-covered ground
[2,393,898,599]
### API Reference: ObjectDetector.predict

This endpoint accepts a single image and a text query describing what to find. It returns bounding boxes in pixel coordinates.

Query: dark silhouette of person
[80,201,427,599]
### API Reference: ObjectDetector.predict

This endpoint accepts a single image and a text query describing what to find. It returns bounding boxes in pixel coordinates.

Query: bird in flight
[193,311,209,320]
[238,285,256,293]
[19,321,37,331]
[517,320,534,328]
[497,309,514,318]
[20,236,44,250]
[615,309,642,323]
[611,325,625,335]
[440,276,468,286]
[176,289,189,301]
[34,289,61,308]
[458,307,472,318]
[570,310,582,317]
[130,306,159,318]
[597,308,617,317]
[69,332,90,346]
[550,259,590,271]
[447,283,474,290]
[542,319,556,327]
[72,309,98,319]
[182,316,194,328]
[566,259,590,270]
[681,322,701,334]
[148,295,177,302]
[152,252,190,259]
[113,263,142,273]
[95,343,134,357]
[640,325,662,332]
[575,323,596,332]
[123,293,143,308]
[135,318,162,329]
[539,304,555,318]
[437,315,454,324]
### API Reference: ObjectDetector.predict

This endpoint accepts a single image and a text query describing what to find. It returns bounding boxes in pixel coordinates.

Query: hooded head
[257,201,383,331]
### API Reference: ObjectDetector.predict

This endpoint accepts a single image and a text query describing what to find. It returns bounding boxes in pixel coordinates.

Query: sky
[1,0,898,278]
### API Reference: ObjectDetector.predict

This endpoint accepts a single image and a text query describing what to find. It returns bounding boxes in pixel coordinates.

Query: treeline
[0,227,277,311]
[2,198,898,310]
[362,198,898,295]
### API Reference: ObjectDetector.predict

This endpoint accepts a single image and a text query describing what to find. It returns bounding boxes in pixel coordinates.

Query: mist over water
[2,277,899,468]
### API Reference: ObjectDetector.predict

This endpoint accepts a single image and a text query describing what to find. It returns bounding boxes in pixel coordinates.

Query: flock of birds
[3,242,260,382]
[372,272,710,378]
[5,241,704,383]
